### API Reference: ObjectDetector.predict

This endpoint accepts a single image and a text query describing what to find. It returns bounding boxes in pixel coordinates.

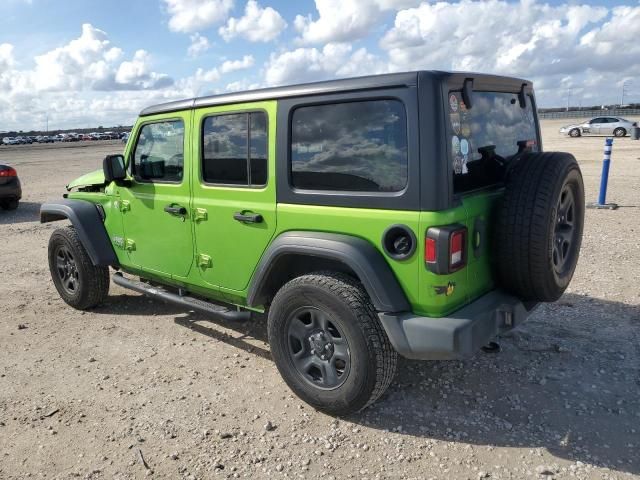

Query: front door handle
[164,204,187,216]
[233,211,263,224]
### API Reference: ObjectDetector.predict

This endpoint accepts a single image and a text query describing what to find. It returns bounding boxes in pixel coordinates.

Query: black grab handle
[164,205,187,215]
[233,212,263,223]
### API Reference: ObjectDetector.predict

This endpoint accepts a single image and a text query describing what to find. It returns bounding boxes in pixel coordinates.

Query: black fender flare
[40,199,119,267]
[247,231,410,313]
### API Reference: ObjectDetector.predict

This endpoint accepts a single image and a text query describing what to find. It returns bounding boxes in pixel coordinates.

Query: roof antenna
[462,78,474,109]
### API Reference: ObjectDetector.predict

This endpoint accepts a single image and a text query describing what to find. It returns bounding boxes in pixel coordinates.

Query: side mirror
[103,154,127,183]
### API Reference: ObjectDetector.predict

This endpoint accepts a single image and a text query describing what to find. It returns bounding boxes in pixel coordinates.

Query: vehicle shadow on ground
[96,290,639,475]
[0,201,41,225]
[350,293,640,475]
[94,293,271,360]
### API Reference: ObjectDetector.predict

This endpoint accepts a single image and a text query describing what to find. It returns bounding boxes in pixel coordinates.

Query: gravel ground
[0,123,639,480]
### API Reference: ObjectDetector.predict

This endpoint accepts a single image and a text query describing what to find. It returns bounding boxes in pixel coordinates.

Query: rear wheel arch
[247,231,411,313]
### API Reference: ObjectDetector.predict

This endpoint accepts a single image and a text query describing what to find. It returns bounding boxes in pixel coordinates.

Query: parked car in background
[0,163,21,210]
[15,136,31,144]
[2,137,21,145]
[560,117,637,137]
[121,132,130,143]
[36,135,54,143]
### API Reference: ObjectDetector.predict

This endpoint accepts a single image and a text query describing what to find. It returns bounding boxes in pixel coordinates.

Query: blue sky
[1,0,639,130]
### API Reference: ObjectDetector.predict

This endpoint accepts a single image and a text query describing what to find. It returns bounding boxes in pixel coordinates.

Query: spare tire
[493,152,584,302]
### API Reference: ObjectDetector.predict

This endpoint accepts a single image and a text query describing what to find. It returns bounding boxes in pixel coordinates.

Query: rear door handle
[233,211,263,224]
[164,204,187,216]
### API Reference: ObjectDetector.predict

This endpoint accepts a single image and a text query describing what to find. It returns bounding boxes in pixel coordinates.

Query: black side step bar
[112,272,251,322]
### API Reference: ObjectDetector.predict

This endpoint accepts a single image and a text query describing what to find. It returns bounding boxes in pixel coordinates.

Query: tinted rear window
[290,100,408,192]
[449,91,538,193]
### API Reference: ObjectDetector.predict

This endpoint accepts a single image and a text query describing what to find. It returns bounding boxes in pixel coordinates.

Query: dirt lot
[1,123,639,480]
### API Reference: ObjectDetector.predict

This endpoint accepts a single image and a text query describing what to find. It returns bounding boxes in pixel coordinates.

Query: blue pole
[598,138,613,205]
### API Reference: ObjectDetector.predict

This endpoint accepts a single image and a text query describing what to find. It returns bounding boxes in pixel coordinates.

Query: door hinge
[197,253,212,269]
[124,239,136,252]
[117,200,131,212]
[194,207,208,222]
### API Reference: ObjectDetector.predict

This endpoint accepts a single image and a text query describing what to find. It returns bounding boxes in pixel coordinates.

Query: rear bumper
[379,290,537,360]
[0,177,22,200]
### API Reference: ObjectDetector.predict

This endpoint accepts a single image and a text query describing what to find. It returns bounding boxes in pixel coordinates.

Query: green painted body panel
[117,110,195,278]
[66,169,104,190]
[64,99,502,319]
[418,204,470,317]
[274,203,422,308]
[462,189,503,302]
[190,101,278,294]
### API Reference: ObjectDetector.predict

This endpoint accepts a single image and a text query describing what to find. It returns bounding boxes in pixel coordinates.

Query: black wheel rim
[553,185,578,276]
[55,245,79,295]
[286,307,350,390]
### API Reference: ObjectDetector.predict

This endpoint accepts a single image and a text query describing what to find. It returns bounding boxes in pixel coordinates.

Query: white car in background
[560,116,637,137]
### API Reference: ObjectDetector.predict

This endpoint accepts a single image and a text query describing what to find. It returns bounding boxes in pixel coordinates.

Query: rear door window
[449,91,538,194]
[201,111,267,186]
[290,99,408,192]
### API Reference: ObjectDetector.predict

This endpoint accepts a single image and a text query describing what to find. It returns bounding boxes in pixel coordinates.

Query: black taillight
[425,225,467,274]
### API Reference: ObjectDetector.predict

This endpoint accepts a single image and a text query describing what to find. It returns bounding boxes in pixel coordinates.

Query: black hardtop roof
[140,70,532,117]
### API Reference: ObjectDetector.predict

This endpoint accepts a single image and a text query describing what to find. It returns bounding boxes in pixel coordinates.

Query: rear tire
[613,127,626,137]
[494,152,584,302]
[48,226,110,310]
[1,198,19,210]
[268,272,397,415]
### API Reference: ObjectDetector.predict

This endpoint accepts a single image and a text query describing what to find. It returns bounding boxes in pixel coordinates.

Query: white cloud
[187,33,211,57]
[380,1,610,75]
[294,0,380,45]
[378,0,640,106]
[163,0,234,33]
[0,24,177,130]
[0,43,16,70]
[219,0,287,42]
[220,54,254,73]
[294,0,421,45]
[225,78,260,92]
[2,24,172,93]
[114,50,172,89]
[265,43,386,86]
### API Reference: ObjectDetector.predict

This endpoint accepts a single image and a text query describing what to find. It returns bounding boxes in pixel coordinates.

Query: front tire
[569,128,581,137]
[48,226,110,310]
[268,272,397,415]
[613,127,626,137]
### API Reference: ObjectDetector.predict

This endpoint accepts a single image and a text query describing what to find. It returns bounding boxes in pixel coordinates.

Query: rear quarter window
[290,99,408,192]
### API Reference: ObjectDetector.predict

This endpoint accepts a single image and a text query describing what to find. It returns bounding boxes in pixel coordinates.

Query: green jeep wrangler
[41,71,584,415]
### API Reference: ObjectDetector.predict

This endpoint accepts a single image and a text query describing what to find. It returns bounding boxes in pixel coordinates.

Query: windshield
[449,91,538,193]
